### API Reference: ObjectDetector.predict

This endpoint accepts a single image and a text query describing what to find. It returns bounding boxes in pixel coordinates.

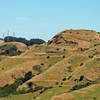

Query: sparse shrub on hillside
[69,82,96,92]
[80,63,84,66]
[56,48,60,51]
[62,78,67,81]
[62,55,65,58]
[33,65,42,72]
[55,82,59,85]
[32,86,44,92]
[0,44,22,56]
[98,32,100,34]
[88,55,93,58]
[96,58,100,61]
[0,81,20,97]
[47,51,57,53]
[41,63,44,66]
[47,56,50,59]
[76,32,80,34]
[94,43,100,47]
[63,49,66,51]
[39,86,53,94]
[27,82,33,88]
[24,71,33,82]
[93,97,97,100]
[67,66,72,72]
[68,75,72,80]
[79,75,84,81]
[15,77,25,85]
[37,72,41,75]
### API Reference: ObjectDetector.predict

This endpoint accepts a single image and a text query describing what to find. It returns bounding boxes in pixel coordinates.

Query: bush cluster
[4,36,45,46]
[0,44,22,56]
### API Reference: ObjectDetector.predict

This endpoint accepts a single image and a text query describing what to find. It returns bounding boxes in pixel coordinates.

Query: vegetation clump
[89,55,93,58]
[62,55,65,58]
[0,44,22,56]
[79,75,84,81]
[47,56,50,59]
[47,51,57,53]
[94,43,100,47]
[80,63,84,66]
[69,82,96,92]
[55,82,59,85]
[62,78,67,81]
[4,36,45,46]
[33,65,42,73]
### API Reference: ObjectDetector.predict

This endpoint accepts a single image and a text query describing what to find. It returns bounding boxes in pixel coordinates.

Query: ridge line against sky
[0,0,100,41]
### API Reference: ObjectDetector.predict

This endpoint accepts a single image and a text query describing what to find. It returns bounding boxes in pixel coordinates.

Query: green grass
[67,84,100,100]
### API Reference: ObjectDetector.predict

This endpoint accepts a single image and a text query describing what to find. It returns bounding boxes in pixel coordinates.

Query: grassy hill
[0,29,100,100]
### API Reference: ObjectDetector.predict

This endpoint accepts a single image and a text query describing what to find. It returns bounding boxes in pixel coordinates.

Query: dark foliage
[69,82,96,92]
[33,65,42,73]
[88,55,93,58]
[62,78,67,81]
[27,82,33,87]
[0,71,35,97]
[0,44,22,56]
[80,63,84,66]
[62,55,65,58]
[23,71,33,82]
[94,43,100,47]
[47,56,50,59]
[79,75,84,81]
[55,82,59,85]
[4,36,45,46]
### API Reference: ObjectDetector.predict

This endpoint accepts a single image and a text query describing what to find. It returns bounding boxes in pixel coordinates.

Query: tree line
[3,36,45,46]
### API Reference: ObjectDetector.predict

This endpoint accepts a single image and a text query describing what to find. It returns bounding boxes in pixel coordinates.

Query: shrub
[67,66,72,72]
[69,82,96,92]
[93,97,97,100]
[33,86,44,92]
[62,78,67,81]
[47,56,50,59]
[62,55,65,58]
[41,63,44,66]
[47,51,57,53]
[77,32,80,34]
[80,63,84,66]
[33,65,42,72]
[94,43,100,47]
[55,82,59,85]
[24,71,33,82]
[98,32,100,34]
[63,49,66,51]
[79,75,84,81]
[88,55,93,58]
[40,86,53,94]
[27,82,33,88]
[96,58,100,61]
[56,48,60,51]
[61,82,63,85]
[68,76,72,80]
[0,44,22,56]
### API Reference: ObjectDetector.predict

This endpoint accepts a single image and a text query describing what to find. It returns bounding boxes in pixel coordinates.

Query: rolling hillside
[0,29,100,100]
